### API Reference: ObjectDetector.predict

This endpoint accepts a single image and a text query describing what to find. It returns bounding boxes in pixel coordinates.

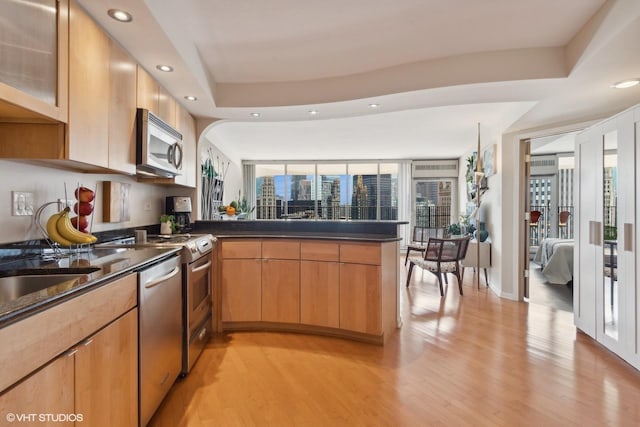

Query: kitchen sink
[0,274,91,305]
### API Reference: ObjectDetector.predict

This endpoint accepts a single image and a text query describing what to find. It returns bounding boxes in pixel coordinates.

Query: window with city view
[253,162,398,220]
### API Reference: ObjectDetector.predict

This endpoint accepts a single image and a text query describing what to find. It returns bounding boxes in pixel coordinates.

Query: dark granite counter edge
[0,247,181,328]
[213,232,402,242]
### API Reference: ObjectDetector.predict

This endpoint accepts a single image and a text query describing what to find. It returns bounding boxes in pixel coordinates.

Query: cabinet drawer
[262,240,300,259]
[221,240,262,259]
[340,243,381,265]
[301,241,339,262]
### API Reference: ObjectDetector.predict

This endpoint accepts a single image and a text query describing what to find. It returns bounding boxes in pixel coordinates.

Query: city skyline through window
[254,162,398,220]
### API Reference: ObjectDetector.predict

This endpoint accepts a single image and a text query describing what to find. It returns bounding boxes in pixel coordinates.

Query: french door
[412,179,457,231]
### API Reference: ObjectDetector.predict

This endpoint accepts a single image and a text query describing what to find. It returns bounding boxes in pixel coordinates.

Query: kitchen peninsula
[194,220,405,344]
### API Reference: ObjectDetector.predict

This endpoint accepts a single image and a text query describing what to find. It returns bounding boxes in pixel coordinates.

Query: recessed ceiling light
[610,79,640,89]
[250,112,261,117]
[107,9,132,23]
[368,103,380,109]
[156,65,174,72]
[308,110,319,115]
[184,95,197,101]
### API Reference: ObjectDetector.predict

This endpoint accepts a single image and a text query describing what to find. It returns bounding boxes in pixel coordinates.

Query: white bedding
[533,239,574,285]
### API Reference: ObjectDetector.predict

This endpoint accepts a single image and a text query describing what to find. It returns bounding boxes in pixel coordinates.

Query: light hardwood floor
[149,261,640,427]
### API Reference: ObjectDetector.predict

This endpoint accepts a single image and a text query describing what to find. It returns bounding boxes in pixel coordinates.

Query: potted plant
[447,223,461,237]
[160,214,175,234]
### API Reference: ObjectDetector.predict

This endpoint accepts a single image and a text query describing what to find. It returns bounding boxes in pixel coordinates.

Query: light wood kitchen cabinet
[300,260,340,328]
[261,240,300,323]
[174,104,197,188]
[136,66,158,116]
[0,353,75,422]
[0,1,136,174]
[340,262,382,334]
[67,0,110,168]
[75,309,138,427]
[339,241,399,337]
[300,241,340,328]
[220,240,262,322]
[262,259,300,323]
[108,40,137,174]
[0,0,68,123]
[159,86,177,128]
[0,308,138,427]
[218,237,399,344]
[0,273,138,425]
[136,66,176,127]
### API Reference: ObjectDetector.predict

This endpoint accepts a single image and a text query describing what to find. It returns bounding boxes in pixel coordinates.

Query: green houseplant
[160,214,176,233]
[447,223,461,236]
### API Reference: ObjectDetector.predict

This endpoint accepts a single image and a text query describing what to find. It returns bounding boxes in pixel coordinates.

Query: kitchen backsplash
[0,160,190,244]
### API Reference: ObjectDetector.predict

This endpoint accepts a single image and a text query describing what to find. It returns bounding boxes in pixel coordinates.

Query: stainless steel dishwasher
[138,254,182,427]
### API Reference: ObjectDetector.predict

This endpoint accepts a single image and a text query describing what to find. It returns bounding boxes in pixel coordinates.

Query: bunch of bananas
[46,207,97,246]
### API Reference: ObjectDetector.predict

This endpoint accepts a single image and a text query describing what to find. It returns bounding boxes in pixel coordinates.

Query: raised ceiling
[78,0,640,161]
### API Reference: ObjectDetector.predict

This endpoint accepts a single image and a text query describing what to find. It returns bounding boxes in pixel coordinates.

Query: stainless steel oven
[181,236,214,374]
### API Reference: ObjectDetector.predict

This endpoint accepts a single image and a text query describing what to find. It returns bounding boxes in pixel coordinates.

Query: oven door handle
[144,266,181,289]
[191,260,212,273]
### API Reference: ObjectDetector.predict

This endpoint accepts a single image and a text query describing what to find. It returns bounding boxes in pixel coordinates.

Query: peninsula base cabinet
[219,238,398,344]
[0,274,139,427]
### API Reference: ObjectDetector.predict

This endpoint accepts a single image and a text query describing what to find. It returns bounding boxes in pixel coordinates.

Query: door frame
[516,121,598,301]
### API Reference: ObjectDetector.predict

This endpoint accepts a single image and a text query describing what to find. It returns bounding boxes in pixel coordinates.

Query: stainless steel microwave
[136,108,183,177]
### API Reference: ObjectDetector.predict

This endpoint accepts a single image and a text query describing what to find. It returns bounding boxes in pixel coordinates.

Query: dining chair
[405,236,470,296]
[404,226,445,265]
[529,210,542,245]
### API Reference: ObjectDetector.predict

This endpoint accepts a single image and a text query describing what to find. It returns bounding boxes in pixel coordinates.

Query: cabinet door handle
[589,221,602,246]
[624,223,633,252]
[82,338,94,347]
[66,349,78,358]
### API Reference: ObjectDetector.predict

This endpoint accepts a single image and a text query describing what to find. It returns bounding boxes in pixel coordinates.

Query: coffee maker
[166,196,192,233]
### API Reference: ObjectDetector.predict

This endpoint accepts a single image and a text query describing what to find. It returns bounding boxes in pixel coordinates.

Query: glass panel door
[413,179,456,232]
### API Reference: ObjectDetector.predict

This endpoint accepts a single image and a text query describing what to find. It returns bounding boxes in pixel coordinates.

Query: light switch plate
[12,191,35,216]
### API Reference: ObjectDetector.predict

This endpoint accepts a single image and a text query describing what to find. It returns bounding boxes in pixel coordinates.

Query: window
[250,161,398,220]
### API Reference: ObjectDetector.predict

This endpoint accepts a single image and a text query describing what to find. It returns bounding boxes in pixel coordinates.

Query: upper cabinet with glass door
[0,0,68,122]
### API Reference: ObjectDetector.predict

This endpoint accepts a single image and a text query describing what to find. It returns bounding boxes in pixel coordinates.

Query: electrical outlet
[12,191,35,216]
[144,202,152,211]
[57,198,74,211]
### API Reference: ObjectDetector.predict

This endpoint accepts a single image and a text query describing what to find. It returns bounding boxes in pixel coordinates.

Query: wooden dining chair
[529,210,542,245]
[405,236,470,296]
[404,226,445,265]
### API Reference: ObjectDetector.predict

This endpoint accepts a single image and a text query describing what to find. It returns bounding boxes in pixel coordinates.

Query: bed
[533,238,574,285]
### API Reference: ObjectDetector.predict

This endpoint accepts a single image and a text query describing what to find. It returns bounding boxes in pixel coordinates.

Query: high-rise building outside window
[252,161,398,220]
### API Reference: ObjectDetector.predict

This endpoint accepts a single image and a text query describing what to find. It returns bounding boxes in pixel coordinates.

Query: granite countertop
[0,246,181,327]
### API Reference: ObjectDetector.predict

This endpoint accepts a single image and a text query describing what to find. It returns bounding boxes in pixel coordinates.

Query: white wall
[0,160,177,244]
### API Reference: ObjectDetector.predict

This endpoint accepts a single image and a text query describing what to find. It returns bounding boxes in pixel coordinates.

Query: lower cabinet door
[221,259,262,321]
[0,353,75,424]
[75,309,138,427]
[300,260,339,328]
[339,263,382,335]
[262,259,300,323]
